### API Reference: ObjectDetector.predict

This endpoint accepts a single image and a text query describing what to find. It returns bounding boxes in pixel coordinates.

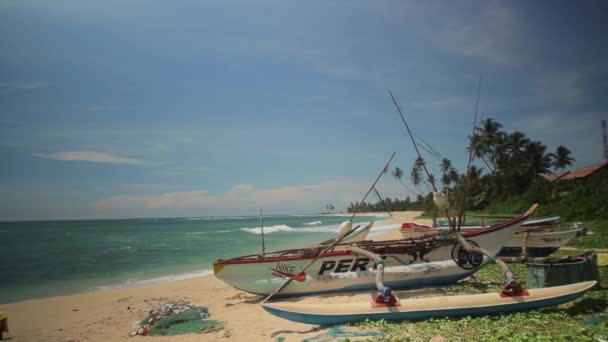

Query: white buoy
[338,221,353,237]
[433,191,448,211]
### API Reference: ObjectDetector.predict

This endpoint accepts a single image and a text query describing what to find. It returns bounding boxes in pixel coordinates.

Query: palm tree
[440,158,452,174]
[393,166,423,197]
[412,157,434,192]
[440,158,452,188]
[551,145,575,171]
[524,141,553,176]
[392,167,403,181]
[410,165,421,188]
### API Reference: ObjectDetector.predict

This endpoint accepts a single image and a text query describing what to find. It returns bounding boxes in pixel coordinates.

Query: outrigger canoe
[213,205,538,296]
[262,280,597,325]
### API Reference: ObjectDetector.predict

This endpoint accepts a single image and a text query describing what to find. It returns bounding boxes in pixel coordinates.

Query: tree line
[349,117,578,215]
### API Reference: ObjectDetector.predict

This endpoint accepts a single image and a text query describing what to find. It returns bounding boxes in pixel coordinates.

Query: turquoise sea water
[0,214,384,303]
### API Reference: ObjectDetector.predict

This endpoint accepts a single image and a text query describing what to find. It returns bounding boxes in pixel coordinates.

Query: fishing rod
[262,153,395,302]
[388,90,456,230]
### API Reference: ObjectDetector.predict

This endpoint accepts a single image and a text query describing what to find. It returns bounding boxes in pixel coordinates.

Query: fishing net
[130,301,223,336]
[149,310,222,336]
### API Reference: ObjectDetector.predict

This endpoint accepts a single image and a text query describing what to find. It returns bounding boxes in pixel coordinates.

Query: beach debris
[222,328,232,338]
[225,292,261,307]
[227,292,259,300]
[129,301,223,337]
[117,296,133,302]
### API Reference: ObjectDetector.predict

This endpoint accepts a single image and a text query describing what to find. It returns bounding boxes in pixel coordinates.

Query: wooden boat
[499,228,586,257]
[401,217,582,258]
[262,280,597,325]
[406,216,560,238]
[213,205,537,296]
[435,216,560,231]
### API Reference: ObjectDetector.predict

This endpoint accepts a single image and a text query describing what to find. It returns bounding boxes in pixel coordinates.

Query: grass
[349,219,608,341]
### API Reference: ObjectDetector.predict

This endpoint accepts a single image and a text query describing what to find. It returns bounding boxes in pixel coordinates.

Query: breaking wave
[241,224,294,235]
[303,221,323,226]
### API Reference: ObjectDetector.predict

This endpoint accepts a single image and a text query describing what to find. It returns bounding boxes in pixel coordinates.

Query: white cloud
[33,151,153,166]
[93,177,410,216]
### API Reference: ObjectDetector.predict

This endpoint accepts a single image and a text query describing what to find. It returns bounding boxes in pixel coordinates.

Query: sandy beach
[0,212,428,342]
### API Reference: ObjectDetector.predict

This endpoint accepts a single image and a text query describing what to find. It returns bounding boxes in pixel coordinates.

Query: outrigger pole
[261,152,396,303]
[388,90,456,231]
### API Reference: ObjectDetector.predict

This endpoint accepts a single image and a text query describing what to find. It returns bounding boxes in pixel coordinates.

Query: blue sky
[1,0,607,220]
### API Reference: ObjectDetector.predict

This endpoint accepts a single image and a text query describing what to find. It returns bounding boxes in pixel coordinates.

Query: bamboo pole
[262,153,396,302]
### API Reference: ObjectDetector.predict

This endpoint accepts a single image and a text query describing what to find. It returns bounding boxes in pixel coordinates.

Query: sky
[1,0,607,221]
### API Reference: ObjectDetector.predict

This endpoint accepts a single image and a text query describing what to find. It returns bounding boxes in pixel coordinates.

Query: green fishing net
[148,309,223,336]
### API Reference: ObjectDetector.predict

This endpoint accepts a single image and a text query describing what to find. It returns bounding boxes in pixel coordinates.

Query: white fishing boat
[499,228,586,257]
[400,216,582,258]
[213,205,537,296]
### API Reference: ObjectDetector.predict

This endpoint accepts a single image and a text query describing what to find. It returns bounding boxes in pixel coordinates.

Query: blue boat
[262,281,596,325]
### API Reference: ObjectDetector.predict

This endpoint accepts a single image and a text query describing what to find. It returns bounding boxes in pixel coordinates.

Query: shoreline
[0,211,425,341]
[0,212,394,305]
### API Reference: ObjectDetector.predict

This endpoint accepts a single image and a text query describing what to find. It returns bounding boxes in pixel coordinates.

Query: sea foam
[94,269,214,291]
[303,220,323,226]
[240,224,294,235]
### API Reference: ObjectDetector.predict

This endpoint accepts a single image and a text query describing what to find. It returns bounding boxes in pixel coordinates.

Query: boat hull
[498,229,583,257]
[214,216,527,296]
[262,281,597,325]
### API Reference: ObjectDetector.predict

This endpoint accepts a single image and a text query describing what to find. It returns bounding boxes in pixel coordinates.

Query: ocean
[0,214,389,303]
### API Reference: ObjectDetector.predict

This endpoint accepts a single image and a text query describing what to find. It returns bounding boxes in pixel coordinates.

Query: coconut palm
[392,167,403,181]
[551,145,575,171]
[524,141,553,176]
[410,165,422,188]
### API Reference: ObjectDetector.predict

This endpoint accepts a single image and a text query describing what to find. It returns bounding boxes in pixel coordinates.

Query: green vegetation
[346,195,433,214]
[349,117,607,223]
